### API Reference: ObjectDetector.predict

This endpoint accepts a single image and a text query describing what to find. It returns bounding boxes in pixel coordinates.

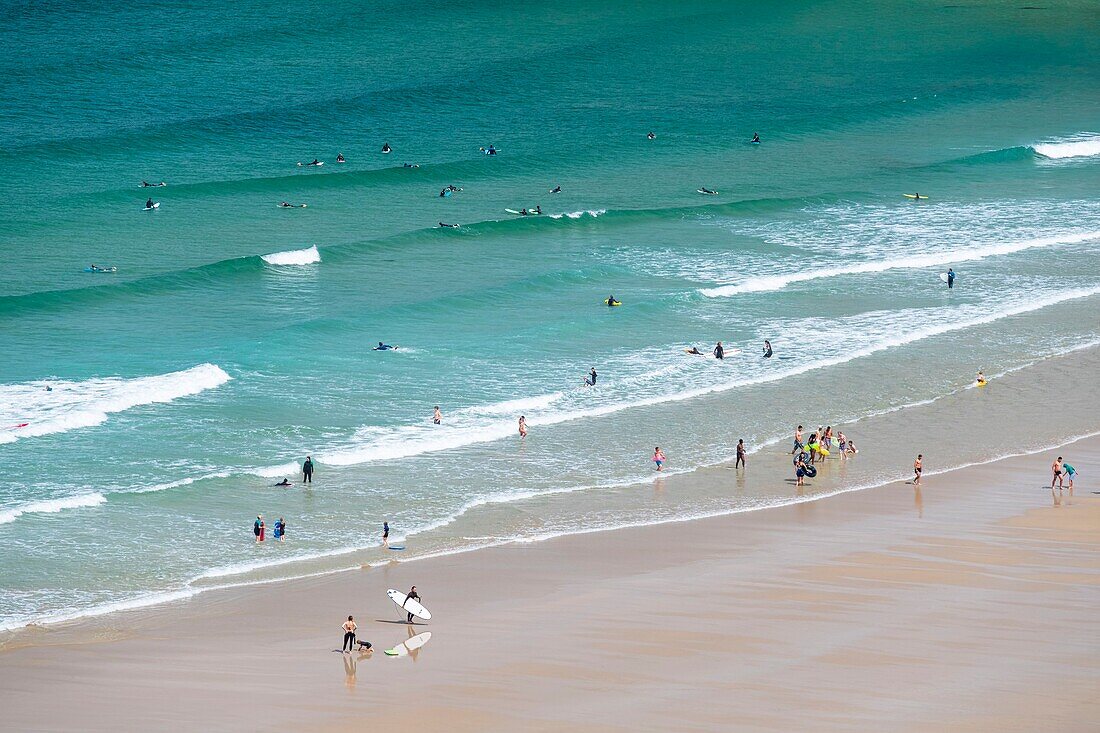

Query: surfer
[535,205,542,214]
[913,454,923,486]
[947,268,956,288]
[302,456,314,484]
[911,192,922,200]
[336,153,345,163]
[751,132,760,143]
[713,341,724,360]
[342,616,358,652]
[439,189,449,197]
[373,342,396,351]
[381,143,391,153]
[735,439,746,469]
[647,132,656,140]
[653,446,666,472]
[518,415,528,438]
[403,162,419,168]
[584,367,598,387]
[763,340,773,358]
[145,198,154,209]
[606,294,620,307]
[404,586,421,623]
[699,187,717,195]
[439,222,458,228]
[550,185,561,193]
[275,478,291,487]
[686,346,703,355]
[520,208,529,216]
[433,406,442,425]
[309,159,321,166]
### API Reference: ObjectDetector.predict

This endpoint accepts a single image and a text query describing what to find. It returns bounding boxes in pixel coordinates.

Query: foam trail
[0,364,231,444]
[700,230,1100,296]
[293,287,1100,470]
[1032,134,1100,160]
[0,493,106,525]
[261,245,320,265]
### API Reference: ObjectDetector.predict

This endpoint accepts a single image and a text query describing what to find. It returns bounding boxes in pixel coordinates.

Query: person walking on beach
[713,341,725,360]
[792,425,804,455]
[433,406,442,425]
[274,517,285,542]
[518,415,528,438]
[1051,456,1064,489]
[303,456,314,484]
[383,521,390,546]
[913,454,923,486]
[405,586,421,624]
[254,515,265,543]
[653,446,666,471]
[342,615,357,652]
[735,439,746,469]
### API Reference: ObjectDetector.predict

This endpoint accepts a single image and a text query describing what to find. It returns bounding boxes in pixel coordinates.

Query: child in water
[653,447,666,471]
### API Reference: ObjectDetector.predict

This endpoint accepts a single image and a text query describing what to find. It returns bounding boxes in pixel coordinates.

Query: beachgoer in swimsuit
[433,406,442,425]
[1052,456,1064,489]
[342,616,357,652]
[653,446,665,471]
[518,416,527,438]
[914,454,923,486]
[735,439,746,469]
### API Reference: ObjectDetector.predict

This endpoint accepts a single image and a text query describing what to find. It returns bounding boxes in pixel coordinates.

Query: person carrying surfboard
[947,268,956,288]
[404,586,421,623]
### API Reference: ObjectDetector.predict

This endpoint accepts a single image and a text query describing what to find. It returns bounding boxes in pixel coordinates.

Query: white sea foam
[0,493,106,526]
[1033,134,1100,160]
[699,230,1100,296]
[548,209,606,219]
[0,364,231,445]
[288,287,1100,471]
[260,245,321,265]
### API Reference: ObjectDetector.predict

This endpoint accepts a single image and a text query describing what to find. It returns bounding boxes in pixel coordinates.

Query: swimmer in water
[373,342,396,351]
[433,406,441,425]
[275,478,291,487]
[686,346,703,355]
[606,294,620,307]
[518,415,528,438]
[763,340,773,358]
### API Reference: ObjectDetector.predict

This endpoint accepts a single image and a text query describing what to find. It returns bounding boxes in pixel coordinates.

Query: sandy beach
[1,436,1097,732]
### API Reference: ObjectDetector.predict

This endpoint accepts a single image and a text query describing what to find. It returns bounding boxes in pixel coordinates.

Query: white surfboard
[387,588,431,620]
[939,272,949,283]
[384,631,432,657]
[143,202,160,211]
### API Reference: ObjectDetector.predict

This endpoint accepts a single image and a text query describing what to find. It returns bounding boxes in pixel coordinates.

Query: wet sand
[1,439,1097,732]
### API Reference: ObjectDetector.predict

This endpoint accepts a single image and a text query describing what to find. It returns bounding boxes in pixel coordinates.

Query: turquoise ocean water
[2,0,1099,629]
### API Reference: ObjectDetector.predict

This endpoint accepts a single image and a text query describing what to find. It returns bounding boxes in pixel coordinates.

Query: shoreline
[4,424,1098,638]
[1,433,1097,731]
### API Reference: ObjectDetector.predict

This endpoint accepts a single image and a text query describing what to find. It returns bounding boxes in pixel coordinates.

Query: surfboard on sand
[384,631,432,656]
[387,588,431,620]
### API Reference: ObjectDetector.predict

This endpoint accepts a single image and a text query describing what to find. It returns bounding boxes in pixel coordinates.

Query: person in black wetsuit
[584,367,597,386]
[302,456,314,484]
[947,268,956,288]
[145,198,154,209]
[606,294,620,307]
[751,132,760,143]
[763,340,773,358]
[405,586,421,624]
[714,341,725,360]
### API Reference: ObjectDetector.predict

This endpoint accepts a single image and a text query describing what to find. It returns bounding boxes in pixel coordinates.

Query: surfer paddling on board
[751,132,760,143]
[404,586,421,623]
